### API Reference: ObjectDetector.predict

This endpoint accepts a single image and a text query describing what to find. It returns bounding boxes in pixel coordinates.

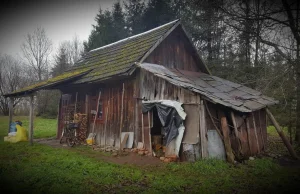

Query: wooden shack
[4,20,279,161]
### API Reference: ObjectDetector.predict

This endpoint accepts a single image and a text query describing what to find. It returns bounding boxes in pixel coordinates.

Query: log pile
[76,113,88,143]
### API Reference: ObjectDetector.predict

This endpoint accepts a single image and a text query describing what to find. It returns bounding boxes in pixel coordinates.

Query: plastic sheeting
[142,100,186,146]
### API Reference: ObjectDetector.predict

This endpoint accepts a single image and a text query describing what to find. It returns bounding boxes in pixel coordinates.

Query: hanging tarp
[142,100,186,146]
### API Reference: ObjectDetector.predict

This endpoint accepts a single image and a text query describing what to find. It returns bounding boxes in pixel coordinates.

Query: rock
[112,153,118,157]
[249,157,255,160]
[138,151,145,156]
[160,157,165,161]
[137,142,144,149]
[164,158,171,163]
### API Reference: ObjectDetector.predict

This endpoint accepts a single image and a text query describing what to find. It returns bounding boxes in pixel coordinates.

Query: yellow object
[15,125,28,142]
[86,133,96,145]
[4,125,28,143]
[86,138,94,145]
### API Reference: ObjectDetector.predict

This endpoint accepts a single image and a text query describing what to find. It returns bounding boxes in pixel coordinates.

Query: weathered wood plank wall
[144,27,202,72]
[58,79,136,148]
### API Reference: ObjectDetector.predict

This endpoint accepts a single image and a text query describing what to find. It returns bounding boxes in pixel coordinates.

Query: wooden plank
[266,108,298,159]
[148,111,152,153]
[139,21,181,63]
[120,83,125,149]
[56,95,62,139]
[8,97,13,133]
[29,95,34,146]
[231,112,239,138]
[220,116,235,163]
[200,100,208,158]
[104,101,109,147]
[245,118,253,155]
[252,112,260,153]
[120,133,129,150]
[142,113,144,145]
[182,104,200,144]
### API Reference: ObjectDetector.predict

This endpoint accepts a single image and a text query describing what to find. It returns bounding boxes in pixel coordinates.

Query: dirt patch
[34,138,163,166]
[264,133,300,167]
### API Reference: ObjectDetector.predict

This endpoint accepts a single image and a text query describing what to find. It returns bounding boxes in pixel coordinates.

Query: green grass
[267,125,289,137]
[0,116,57,140]
[0,116,300,193]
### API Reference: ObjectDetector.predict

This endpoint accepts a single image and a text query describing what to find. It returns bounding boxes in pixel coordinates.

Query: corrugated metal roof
[139,63,278,112]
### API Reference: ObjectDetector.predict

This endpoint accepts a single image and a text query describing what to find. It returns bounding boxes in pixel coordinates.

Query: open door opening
[142,100,187,160]
[151,107,165,157]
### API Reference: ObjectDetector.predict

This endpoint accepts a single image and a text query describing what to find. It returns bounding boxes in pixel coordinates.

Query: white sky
[0,0,116,59]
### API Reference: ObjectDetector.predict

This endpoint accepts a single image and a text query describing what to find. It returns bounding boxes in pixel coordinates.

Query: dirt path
[34,138,163,166]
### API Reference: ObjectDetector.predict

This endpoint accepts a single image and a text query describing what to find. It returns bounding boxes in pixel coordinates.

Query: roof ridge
[89,19,179,53]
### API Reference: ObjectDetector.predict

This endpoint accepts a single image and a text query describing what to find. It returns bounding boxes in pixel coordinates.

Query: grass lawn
[0,116,57,140]
[0,116,300,193]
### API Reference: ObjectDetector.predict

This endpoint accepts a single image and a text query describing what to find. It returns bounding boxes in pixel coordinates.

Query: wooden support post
[148,111,152,153]
[245,118,253,155]
[221,116,235,163]
[8,97,13,133]
[252,113,260,153]
[231,111,242,154]
[230,112,239,138]
[104,101,109,149]
[142,113,144,146]
[92,91,101,134]
[29,95,34,145]
[56,95,62,139]
[85,94,89,115]
[120,83,125,149]
[266,108,299,159]
[200,100,208,158]
[74,92,78,115]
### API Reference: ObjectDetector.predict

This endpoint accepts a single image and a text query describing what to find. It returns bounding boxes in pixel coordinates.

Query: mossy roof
[4,68,91,97]
[69,20,178,83]
[4,20,178,97]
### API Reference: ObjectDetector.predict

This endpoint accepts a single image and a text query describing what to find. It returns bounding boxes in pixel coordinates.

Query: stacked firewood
[76,113,88,143]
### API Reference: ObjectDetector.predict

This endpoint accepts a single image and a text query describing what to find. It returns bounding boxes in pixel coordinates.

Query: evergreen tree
[124,0,146,35]
[143,0,176,30]
[52,45,70,77]
[112,1,128,40]
[84,9,114,51]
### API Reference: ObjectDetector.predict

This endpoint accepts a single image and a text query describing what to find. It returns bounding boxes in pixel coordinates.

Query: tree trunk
[295,0,300,144]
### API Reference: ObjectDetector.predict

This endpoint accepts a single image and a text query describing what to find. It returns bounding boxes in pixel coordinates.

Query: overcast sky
[0,0,116,58]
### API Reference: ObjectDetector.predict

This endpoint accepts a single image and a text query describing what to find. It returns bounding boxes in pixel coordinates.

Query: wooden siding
[144,26,202,72]
[139,69,199,103]
[58,79,136,148]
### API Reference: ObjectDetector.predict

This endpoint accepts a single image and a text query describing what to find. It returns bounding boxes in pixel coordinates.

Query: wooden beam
[266,108,299,159]
[142,113,144,145]
[56,94,62,139]
[29,95,34,145]
[148,111,152,154]
[230,112,239,138]
[231,111,242,154]
[220,116,235,163]
[104,100,109,149]
[200,100,208,158]
[8,97,13,133]
[120,83,125,149]
[252,113,260,153]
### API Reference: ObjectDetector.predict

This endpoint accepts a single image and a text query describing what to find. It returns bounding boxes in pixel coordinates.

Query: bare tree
[220,0,300,143]
[62,35,84,66]
[0,55,28,115]
[21,27,52,82]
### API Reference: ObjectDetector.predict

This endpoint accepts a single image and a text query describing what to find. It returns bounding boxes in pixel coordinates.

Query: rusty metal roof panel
[140,63,278,112]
